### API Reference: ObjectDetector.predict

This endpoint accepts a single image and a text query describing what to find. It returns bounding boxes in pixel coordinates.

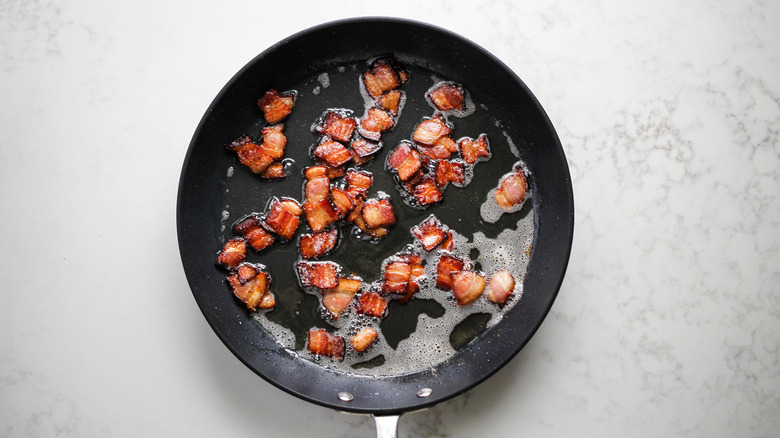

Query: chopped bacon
[330,187,356,218]
[356,291,389,318]
[394,253,425,303]
[345,169,373,199]
[304,165,328,180]
[382,260,411,294]
[361,198,396,229]
[227,136,274,174]
[413,178,444,206]
[307,329,345,361]
[315,111,357,143]
[227,263,272,310]
[435,159,466,188]
[257,292,276,309]
[412,114,452,146]
[304,172,331,204]
[351,138,383,158]
[451,270,486,306]
[486,270,515,306]
[350,327,378,352]
[257,89,295,124]
[411,215,447,251]
[321,277,360,319]
[299,227,339,260]
[362,59,401,98]
[260,162,285,179]
[316,159,347,179]
[440,230,455,251]
[216,238,247,270]
[494,169,528,211]
[428,83,465,111]
[258,124,286,160]
[296,260,340,289]
[417,139,453,160]
[304,198,340,232]
[352,212,390,238]
[264,197,302,240]
[234,215,276,252]
[358,107,395,141]
[236,263,258,284]
[459,134,490,164]
[377,90,403,115]
[313,140,352,168]
[436,254,464,290]
[387,142,422,182]
[346,197,364,223]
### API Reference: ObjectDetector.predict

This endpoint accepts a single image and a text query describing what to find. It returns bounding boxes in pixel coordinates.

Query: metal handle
[373,414,400,438]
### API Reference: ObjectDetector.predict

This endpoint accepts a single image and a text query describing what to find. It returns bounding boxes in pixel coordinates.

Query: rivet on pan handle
[372,415,400,438]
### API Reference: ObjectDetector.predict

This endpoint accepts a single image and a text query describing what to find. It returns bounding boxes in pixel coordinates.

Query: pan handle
[372,414,400,438]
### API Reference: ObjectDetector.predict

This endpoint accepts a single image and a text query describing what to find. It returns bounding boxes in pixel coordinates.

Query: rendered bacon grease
[215,58,535,375]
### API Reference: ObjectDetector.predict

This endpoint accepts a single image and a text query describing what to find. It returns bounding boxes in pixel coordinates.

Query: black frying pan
[178,17,573,436]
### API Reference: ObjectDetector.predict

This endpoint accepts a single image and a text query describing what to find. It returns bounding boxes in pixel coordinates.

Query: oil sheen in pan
[224,59,535,377]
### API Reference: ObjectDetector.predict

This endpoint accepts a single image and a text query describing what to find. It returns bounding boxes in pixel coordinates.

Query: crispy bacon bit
[356,291,389,318]
[296,260,340,289]
[322,277,361,319]
[435,159,466,188]
[234,215,276,252]
[264,198,302,240]
[345,169,373,199]
[417,140,453,160]
[359,107,395,141]
[352,213,390,239]
[304,165,328,180]
[227,264,271,310]
[451,270,486,306]
[382,261,411,294]
[316,111,357,143]
[395,253,425,303]
[377,90,403,115]
[260,162,285,179]
[330,187,355,218]
[494,169,528,211]
[428,83,465,111]
[307,329,345,361]
[412,114,452,146]
[236,263,258,284]
[259,124,286,160]
[304,198,340,232]
[227,136,274,174]
[304,170,331,203]
[299,227,339,260]
[486,270,515,306]
[257,292,276,309]
[316,160,347,179]
[216,238,247,270]
[313,140,352,168]
[413,179,444,206]
[411,215,447,251]
[362,59,401,98]
[440,230,455,251]
[257,89,295,124]
[387,142,422,182]
[351,138,383,158]
[459,134,491,164]
[361,198,396,229]
[350,327,378,352]
[437,254,464,290]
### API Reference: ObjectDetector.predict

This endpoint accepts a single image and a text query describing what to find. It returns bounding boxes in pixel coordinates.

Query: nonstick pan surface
[177,17,573,416]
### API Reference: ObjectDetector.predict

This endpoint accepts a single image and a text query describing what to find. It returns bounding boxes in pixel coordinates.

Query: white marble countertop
[1,1,778,436]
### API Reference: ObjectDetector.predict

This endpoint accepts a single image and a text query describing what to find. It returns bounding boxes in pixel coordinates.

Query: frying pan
[178,17,573,437]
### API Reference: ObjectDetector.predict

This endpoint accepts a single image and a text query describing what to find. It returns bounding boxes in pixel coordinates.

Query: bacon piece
[382,261,411,294]
[259,124,286,160]
[411,215,447,251]
[257,89,295,124]
[257,291,276,309]
[451,270,486,306]
[435,159,466,188]
[315,159,347,179]
[304,168,331,203]
[352,212,390,239]
[304,198,340,232]
[236,263,258,284]
[345,169,373,200]
[330,187,356,218]
[350,327,378,353]
[440,230,455,251]
[362,59,401,98]
[299,227,339,260]
[216,238,247,270]
[428,83,465,111]
[307,329,345,361]
[486,270,515,306]
[315,111,357,143]
[321,277,360,319]
[358,107,395,141]
[413,178,444,206]
[459,134,491,164]
[387,142,422,182]
[227,136,274,174]
[361,198,396,229]
[296,261,340,289]
[377,90,403,115]
[417,139,453,160]
[437,254,464,290]
[495,170,528,211]
[412,114,452,146]
[234,215,276,252]
[313,140,352,168]
[351,138,383,158]
[227,264,271,310]
[395,253,425,303]
[259,162,285,179]
[264,198,302,240]
[356,291,389,318]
